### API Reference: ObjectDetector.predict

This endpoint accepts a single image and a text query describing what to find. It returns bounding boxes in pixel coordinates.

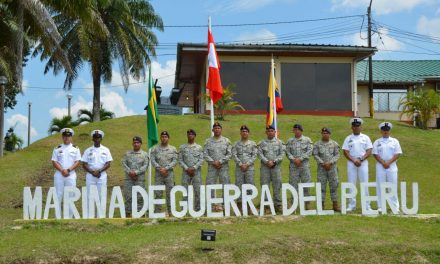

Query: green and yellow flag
[146,66,159,148]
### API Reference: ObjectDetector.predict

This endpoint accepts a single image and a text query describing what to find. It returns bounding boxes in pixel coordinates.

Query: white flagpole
[148,148,152,187]
[272,55,278,138]
[208,16,214,136]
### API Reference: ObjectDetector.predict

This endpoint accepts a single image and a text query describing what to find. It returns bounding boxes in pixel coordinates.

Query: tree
[48,115,78,134]
[77,105,115,124]
[207,83,245,121]
[399,88,440,129]
[36,0,163,121]
[4,133,23,152]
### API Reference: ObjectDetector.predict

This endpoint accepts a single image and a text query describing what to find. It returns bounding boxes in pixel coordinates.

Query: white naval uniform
[342,133,373,210]
[51,144,81,203]
[372,136,402,212]
[81,145,113,197]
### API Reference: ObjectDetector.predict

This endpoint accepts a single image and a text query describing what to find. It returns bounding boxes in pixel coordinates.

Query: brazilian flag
[146,66,159,148]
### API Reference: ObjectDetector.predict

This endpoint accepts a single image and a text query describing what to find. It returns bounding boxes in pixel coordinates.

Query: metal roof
[357,60,440,84]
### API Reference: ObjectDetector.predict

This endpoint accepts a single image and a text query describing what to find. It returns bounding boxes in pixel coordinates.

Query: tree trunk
[92,67,101,122]
[14,0,24,91]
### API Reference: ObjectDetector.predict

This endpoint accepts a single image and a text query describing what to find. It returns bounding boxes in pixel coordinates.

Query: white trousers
[376,164,399,211]
[54,173,76,216]
[347,161,370,209]
[86,174,107,197]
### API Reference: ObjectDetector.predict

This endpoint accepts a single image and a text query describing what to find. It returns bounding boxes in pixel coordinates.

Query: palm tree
[48,115,78,134]
[0,0,74,91]
[36,0,163,121]
[399,88,440,129]
[77,105,115,124]
[208,83,245,121]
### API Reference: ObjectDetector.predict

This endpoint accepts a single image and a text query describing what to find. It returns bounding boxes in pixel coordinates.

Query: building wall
[357,85,370,117]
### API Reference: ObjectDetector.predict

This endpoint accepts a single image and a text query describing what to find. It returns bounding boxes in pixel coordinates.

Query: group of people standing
[51,117,402,217]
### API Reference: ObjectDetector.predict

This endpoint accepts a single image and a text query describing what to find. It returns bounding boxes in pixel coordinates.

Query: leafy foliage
[207,83,245,121]
[399,88,440,129]
[48,115,78,134]
[77,105,115,124]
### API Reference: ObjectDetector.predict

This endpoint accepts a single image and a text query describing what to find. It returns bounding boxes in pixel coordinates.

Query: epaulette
[56,145,62,149]
[73,145,78,148]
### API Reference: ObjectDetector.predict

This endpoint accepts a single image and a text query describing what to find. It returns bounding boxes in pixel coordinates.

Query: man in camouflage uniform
[122,136,149,217]
[151,131,178,215]
[313,127,341,212]
[285,124,313,210]
[178,129,204,211]
[204,122,232,211]
[258,125,285,212]
[232,125,258,206]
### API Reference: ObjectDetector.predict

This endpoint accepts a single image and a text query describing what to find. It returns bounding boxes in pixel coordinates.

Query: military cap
[240,125,250,132]
[321,127,332,134]
[160,131,170,137]
[266,125,275,130]
[91,130,104,138]
[187,129,196,135]
[132,136,143,143]
[213,122,222,128]
[60,128,74,136]
[293,123,303,131]
[379,122,392,131]
[350,117,363,126]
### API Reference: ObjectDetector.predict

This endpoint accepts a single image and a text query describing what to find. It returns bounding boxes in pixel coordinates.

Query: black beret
[240,125,249,132]
[266,125,275,130]
[293,124,303,131]
[213,122,222,128]
[160,131,169,137]
[321,127,332,134]
[132,136,142,143]
[187,129,196,135]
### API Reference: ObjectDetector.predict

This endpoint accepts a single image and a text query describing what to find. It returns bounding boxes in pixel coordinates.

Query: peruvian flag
[207,28,223,104]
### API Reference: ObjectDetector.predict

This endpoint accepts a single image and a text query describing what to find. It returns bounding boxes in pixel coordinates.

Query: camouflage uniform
[178,143,204,211]
[313,139,340,202]
[204,136,232,198]
[285,136,313,196]
[122,150,149,215]
[232,140,258,199]
[258,138,285,207]
[151,144,178,213]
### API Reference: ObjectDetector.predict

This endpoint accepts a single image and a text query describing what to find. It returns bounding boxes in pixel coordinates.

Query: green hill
[0,114,439,263]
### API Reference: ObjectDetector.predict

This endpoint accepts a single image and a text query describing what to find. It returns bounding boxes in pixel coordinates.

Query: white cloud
[351,28,403,51]
[235,29,278,44]
[331,0,435,15]
[6,114,38,144]
[436,8,440,15]
[208,0,294,13]
[101,91,136,117]
[21,80,29,93]
[49,96,92,119]
[417,16,440,41]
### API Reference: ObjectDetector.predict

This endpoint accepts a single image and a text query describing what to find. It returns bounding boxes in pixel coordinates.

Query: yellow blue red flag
[266,59,283,131]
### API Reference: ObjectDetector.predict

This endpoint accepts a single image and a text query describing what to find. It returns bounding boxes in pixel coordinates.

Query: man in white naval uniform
[342,118,373,211]
[82,130,113,202]
[51,128,81,211]
[372,122,402,214]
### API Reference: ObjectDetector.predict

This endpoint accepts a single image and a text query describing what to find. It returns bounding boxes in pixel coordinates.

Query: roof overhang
[174,43,377,107]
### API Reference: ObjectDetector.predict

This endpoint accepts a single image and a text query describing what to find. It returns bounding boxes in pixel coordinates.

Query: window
[373,89,407,112]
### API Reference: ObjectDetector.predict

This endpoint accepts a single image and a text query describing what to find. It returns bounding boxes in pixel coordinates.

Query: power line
[162,14,366,28]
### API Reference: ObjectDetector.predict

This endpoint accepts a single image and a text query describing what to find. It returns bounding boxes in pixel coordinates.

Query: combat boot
[333,201,341,212]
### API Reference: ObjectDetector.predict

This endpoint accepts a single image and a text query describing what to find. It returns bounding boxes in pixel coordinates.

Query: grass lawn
[0,114,439,263]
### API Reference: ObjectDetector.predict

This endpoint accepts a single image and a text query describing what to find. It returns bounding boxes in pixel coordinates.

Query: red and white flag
[206,28,223,104]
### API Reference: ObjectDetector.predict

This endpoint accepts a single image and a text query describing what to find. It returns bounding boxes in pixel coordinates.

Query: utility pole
[368,0,374,118]
[0,76,8,158]
[67,93,72,117]
[27,102,31,147]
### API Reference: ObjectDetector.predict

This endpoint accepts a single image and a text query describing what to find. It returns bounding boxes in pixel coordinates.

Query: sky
[4,0,440,145]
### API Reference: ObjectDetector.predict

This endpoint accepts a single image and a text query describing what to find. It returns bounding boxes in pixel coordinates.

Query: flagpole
[208,16,214,136]
[148,148,152,187]
[272,55,278,138]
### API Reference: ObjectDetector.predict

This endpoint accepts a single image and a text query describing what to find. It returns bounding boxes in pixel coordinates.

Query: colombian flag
[266,59,283,131]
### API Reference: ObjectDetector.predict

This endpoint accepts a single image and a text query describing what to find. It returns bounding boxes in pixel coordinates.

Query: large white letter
[241,184,258,216]
[259,185,275,216]
[401,182,418,215]
[224,184,241,217]
[23,187,42,220]
[341,183,357,214]
[88,185,106,219]
[206,184,224,218]
[360,182,378,216]
[281,183,298,216]
[109,186,125,218]
[132,186,148,218]
[315,183,334,216]
[44,187,61,219]
[188,185,206,218]
[63,186,81,219]
[149,185,166,219]
[380,182,399,215]
[299,183,316,216]
[171,185,188,218]
[81,187,88,219]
